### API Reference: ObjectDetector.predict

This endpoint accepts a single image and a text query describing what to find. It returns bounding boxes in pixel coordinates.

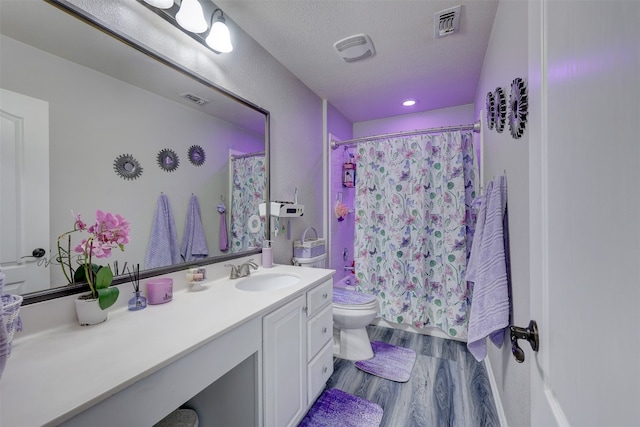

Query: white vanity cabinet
[263,278,334,427]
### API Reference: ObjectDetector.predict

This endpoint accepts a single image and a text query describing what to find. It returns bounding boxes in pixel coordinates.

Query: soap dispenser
[262,240,273,268]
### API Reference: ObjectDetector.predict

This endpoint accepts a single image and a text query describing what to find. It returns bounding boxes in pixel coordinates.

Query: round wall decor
[485,91,495,130]
[113,154,143,180]
[508,77,528,139]
[157,149,179,172]
[493,87,506,133]
[188,145,206,166]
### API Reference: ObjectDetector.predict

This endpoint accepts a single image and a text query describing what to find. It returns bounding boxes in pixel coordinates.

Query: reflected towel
[145,194,181,269]
[466,176,510,362]
[181,195,209,262]
[0,273,8,379]
[218,203,228,252]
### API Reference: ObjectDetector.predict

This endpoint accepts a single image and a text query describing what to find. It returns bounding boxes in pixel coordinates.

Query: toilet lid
[333,288,376,306]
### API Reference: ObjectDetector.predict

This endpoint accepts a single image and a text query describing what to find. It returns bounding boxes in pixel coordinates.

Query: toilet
[332,287,378,361]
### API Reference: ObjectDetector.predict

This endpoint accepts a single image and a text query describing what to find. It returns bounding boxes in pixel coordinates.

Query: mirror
[0,0,270,303]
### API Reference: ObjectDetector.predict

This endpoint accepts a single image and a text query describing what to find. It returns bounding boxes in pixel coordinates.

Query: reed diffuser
[127,264,147,311]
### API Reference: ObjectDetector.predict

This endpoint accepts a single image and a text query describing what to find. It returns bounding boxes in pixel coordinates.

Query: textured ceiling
[215,0,499,123]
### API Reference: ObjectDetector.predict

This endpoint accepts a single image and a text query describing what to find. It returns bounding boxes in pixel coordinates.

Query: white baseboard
[371,318,466,342]
[484,356,508,427]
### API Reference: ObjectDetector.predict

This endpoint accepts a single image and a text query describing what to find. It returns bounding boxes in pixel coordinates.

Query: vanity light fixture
[143,0,173,9]
[138,0,233,54]
[205,9,233,53]
[176,0,208,33]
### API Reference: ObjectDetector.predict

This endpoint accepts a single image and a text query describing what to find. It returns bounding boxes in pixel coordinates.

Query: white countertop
[0,263,334,426]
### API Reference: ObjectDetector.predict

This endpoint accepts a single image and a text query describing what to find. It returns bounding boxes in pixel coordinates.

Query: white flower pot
[74,294,108,326]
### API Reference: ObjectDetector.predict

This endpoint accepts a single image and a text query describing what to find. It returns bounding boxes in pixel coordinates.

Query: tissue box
[146,278,173,305]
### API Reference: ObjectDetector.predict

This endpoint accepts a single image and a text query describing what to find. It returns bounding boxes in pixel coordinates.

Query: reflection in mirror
[0,0,270,302]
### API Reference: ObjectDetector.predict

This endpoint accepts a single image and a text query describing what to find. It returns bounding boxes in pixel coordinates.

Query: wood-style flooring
[324,325,500,427]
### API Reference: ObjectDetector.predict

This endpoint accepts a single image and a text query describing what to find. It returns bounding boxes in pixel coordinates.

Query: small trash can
[154,408,199,427]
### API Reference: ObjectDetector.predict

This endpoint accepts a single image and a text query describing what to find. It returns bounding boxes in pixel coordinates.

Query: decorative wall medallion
[188,145,206,166]
[508,77,528,139]
[113,154,143,180]
[157,149,179,172]
[485,91,495,130]
[493,87,506,133]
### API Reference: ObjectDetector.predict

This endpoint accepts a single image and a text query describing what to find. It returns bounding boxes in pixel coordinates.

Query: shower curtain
[230,154,266,253]
[353,131,477,338]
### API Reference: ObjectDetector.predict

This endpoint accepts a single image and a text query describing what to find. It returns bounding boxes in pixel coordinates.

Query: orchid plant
[57,210,131,310]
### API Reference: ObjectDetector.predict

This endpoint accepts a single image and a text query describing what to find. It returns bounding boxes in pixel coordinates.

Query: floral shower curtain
[353,131,477,338]
[230,155,266,253]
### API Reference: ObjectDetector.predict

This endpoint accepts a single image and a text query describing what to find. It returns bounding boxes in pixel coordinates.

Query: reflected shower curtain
[230,155,266,253]
[354,131,477,338]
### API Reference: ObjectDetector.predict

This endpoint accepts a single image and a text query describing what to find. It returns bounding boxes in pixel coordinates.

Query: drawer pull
[322,292,328,299]
[322,327,328,334]
[322,366,328,373]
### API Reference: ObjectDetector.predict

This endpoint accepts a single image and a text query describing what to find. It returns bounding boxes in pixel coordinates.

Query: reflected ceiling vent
[333,34,376,63]
[180,92,210,106]
[434,5,461,38]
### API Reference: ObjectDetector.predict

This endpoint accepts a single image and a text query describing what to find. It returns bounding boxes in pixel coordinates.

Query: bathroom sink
[234,273,301,292]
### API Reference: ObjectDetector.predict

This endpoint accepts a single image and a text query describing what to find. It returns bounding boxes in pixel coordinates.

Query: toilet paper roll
[247,214,261,233]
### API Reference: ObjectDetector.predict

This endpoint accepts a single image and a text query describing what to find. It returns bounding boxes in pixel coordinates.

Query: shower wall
[326,101,353,283]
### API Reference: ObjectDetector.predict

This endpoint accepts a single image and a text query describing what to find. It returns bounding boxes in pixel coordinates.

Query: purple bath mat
[355,341,416,382]
[299,388,383,427]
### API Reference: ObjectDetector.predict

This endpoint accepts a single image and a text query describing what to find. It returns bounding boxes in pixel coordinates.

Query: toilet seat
[332,288,377,310]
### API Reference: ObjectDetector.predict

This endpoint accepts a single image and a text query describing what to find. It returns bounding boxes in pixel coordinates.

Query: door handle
[21,248,46,259]
[510,320,539,363]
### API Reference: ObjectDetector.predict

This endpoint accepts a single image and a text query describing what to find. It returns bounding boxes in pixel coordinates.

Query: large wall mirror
[0,0,270,304]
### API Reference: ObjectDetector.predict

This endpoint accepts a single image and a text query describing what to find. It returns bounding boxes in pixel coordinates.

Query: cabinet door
[263,295,306,427]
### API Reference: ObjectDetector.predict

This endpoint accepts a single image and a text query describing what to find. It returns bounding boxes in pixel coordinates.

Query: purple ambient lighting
[402,99,417,107]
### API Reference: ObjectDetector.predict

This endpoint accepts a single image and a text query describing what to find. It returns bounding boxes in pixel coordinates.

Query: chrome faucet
[224,263,240,279]
[238,259,258,277]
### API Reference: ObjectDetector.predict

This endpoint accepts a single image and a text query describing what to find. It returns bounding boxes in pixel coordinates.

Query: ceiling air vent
[333,34,376,63]
[180,92,209,106]
[434,5,461,38]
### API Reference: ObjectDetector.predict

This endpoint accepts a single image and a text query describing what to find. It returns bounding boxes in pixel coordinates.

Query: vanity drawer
[307,341,334,405]
[307,279,332,317]
[307,304,333,361]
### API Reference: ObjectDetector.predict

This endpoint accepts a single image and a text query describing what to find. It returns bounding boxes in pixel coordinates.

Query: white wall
[64,0,325,265]
[1,34,262,287]
[473,1,530,426]
[353,104,475,137]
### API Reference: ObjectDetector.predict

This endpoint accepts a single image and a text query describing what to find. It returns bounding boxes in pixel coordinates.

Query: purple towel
[0,273,7,379]
[217,203,228,252]
[145,194,181,269]
[466,176,510,361]
[181,195,209,262]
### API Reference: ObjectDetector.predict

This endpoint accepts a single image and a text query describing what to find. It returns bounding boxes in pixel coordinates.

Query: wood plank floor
[323,325,500,427]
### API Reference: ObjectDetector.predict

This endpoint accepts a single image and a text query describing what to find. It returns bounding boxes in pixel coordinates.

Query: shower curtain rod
[330,120,481,149]
[230,150,265,160]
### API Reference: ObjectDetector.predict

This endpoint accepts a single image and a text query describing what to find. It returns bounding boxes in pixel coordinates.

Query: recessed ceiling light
[402,99,417,107]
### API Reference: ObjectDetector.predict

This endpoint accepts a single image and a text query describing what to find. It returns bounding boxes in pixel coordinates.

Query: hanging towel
[145,194,181,269]
[0,273,9,380]
[466,176,511,362]
[217,202,228,252]
[181,195,209,262]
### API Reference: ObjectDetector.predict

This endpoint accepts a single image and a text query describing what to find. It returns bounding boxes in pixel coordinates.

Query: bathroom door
[0,88,50,294]
[528,1,640,425]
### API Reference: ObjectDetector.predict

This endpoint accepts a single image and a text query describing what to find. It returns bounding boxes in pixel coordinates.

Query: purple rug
[299,388,383,427]
[355,341,416,382]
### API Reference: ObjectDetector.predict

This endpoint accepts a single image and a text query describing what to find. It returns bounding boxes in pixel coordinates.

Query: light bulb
[176,0,208,33]
[143,0,174,8]
[206,19,233,53]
